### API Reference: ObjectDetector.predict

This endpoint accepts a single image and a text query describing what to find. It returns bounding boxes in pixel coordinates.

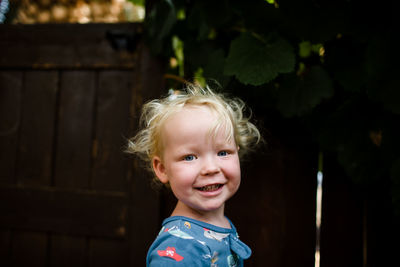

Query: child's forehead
[160,103,234,142]
[164,104,213,125]
[182,103,212,112]
[169,104,215,119]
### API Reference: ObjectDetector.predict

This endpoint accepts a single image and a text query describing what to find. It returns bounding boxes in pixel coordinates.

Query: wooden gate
[0,23,163,267]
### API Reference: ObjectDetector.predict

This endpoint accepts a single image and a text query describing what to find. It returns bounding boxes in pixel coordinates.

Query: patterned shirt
[146,216,251,266]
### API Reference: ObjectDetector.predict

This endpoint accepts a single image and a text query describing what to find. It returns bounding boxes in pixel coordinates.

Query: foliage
[143,0,400,217]
[224,32,295,85]
[127,0,145,6]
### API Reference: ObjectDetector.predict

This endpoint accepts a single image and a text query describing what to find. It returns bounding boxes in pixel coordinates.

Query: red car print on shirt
[157,247,184,261]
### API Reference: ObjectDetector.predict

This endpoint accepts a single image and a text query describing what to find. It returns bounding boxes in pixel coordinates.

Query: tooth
[199,184,220,191]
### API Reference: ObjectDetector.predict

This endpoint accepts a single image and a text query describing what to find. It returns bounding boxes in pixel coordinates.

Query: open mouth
[196,184,223,192]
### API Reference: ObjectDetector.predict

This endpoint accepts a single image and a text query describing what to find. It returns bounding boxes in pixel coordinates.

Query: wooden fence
[0,23,164,267]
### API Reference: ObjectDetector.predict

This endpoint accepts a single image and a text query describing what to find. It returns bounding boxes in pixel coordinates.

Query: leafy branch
[143,0,400,218]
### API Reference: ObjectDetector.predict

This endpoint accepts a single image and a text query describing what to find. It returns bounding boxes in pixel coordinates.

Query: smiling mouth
[197,184,223,192]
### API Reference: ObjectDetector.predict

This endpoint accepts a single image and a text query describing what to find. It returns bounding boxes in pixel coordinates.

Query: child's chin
[196,203,224,212]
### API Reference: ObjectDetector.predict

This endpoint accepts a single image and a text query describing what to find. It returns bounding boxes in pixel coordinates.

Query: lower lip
[196,185,224,197]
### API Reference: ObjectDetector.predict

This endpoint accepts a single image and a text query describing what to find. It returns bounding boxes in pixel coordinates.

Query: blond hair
[127,84,260,178]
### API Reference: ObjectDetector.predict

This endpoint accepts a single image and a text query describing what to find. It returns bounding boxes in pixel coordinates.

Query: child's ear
[152,156,169,184]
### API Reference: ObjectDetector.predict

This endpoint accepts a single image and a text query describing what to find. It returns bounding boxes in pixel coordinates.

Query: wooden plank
[225,145,287,267]
[129,160,160,265]
[225,140,317,267]
[320,154,363,267]
[92,71,133,191]
[54,71,95,189]
[0,185,128,239]
[127,45,164,265]
[0,24,141,69]
[89,238,128,267]
[0,23,153,267]
[0,71,22,184]
[279,146,317,267]
[15,71,58,186]
[138,44,166,101]
[0,229,12,267]
[11,231,47,267]
[49,234,87,267]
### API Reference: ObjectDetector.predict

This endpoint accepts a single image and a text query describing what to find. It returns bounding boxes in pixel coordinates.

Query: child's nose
[200,156,220,176]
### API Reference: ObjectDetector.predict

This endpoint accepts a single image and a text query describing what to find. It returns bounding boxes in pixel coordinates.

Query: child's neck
[171,201,231,229]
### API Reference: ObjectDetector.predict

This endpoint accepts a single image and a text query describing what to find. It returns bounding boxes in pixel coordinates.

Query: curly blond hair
[126,84,261,180]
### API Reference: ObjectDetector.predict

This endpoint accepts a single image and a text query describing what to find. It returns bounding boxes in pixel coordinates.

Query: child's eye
[217,151,228,157]
[183,155,196,161]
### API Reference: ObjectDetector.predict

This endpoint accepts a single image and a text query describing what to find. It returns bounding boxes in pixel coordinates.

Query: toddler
[127,84,260,266]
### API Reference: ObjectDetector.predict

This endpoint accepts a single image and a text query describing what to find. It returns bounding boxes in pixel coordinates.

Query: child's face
[153,105,241,216]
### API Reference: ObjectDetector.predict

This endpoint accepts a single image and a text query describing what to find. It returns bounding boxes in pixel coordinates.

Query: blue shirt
[146,216,251,266]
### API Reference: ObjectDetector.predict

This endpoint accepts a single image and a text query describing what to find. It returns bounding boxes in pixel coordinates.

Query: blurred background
[1,0,399,266]
[1,0,145,23]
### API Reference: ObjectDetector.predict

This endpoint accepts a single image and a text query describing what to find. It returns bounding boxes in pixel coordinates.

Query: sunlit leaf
[127,0,145,7]
[299,41,312,58]
[224,33,295,86]
[194,68,206,87]
[176,8,186,20]
[172,35,184,76]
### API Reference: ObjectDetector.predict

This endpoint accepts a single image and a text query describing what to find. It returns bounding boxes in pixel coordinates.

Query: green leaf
[276,66,334,117]
[203,49,230,86]
[147,0,176,41]
[186,0,232,41]
[127,0,145,6]
[172,35,184,77]
[224,33,295,86]
[299,41,323,58]
[184,41,230,86]
[299,41,312,58]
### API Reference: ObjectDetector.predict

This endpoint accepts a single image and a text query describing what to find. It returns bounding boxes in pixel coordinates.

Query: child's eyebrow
[174,145,199,153]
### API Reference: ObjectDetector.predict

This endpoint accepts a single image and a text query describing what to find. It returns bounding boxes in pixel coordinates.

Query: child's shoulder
[146,217,212,266]
[158,216,232,245]
[147,216,251,266]
[160,216,247,246]
[159,216,204,240]
[162,216,237,232]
